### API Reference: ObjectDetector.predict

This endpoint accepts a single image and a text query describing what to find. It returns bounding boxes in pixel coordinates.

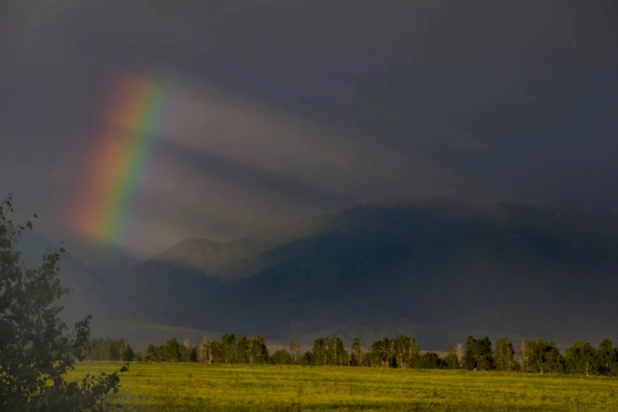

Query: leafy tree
[397,336,420,369]
[209,340,223,363]
[463,336,493,371]
[0,195,127,411]
[312,338,327,366]
[235,336,250,364]
[478,337,494,370]
[494,337,515,371]
[326,337,347,366]
[163,338,182,362]
[370,338,397,368]
[350,337,365,366]
[454,342,464,368]
[248,334,268,364]
[462,336,477,370]
[118,339,135,361]
[189,346,198,362]
[525,338,563,374]
[88,338,112,361]
[270,349,293,365]
[370,339,388,368]
[565,341,596,376]
[416,352,441,369]
[196,336,209,363]
[179,337,196,362]
[444,346,460,369]
[87,338,134,361]
[595,339,618,376]
[145,344,163,362]
[221,334,237,363]
[290,340,301,364]
[300,351,313,365]
[516,340,526,372]
[179,345,194,362]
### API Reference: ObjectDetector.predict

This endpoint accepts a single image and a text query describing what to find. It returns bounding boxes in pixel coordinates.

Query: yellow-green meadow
[71,362,618,411]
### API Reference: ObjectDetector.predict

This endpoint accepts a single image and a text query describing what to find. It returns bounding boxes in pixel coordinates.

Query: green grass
[70,362,618,411]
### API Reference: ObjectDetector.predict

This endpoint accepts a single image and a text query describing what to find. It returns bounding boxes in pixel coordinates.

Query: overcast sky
[1,0,617,257]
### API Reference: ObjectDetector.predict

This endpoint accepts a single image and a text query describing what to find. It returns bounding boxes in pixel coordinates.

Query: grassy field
[71,362,618,411]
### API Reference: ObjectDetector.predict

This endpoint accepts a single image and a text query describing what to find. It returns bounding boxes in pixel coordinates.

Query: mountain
[57,236,143,276]
[119,198,618,349]
[16,232,119,324]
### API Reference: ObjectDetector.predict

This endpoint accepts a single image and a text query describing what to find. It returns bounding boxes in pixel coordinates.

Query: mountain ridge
[117,197,618,347]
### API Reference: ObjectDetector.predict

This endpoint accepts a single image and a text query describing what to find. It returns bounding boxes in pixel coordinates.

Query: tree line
[85,334,618,376]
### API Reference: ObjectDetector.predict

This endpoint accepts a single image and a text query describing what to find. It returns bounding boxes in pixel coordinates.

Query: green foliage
[463,336,494,371]
[179,333,270,364]
[311,337,350,366]
[220,334,237,363]
[145,344,162,361]
[524,338,563,374]
[565,341,596,375]
[371,338,395,368]
[289,339,301,364]
[366,336,420,368]
[494,337,515,371]
[416,352,442,369]
[143,338,191,362]
[326,337,347,366]
[88,338,135,361]
[164,338,182,362]
[312,337,327,366]
[248,334,269,364]
[350,337,365,366]
[444,346,460,369]
[299,351,313,365]
[270,349,293,365]
[137,330,618,377]
[595,339,618,376]
[0,195,127,411]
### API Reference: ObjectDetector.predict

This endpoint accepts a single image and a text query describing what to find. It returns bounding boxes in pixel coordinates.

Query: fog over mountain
[110,199,618,348]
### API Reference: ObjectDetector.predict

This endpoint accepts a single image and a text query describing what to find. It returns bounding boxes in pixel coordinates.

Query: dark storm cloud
[1,0,617,253]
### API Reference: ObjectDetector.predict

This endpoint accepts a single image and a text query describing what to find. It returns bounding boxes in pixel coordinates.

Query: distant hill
[58,236,143,276]
[116,198,618,348]
[17,232,119,323]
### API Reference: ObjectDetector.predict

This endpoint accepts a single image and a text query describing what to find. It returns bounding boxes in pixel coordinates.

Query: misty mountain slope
[59,236,143,276]
[152,212,340,281]
[16,232,118,323]
[122,198,618,347]
[156,237,221,269]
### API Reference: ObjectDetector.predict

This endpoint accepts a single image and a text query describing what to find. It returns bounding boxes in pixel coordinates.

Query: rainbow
[76,72,168,247]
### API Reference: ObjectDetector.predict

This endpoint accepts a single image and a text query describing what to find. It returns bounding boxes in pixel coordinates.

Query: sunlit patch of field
[70,362,618,411]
